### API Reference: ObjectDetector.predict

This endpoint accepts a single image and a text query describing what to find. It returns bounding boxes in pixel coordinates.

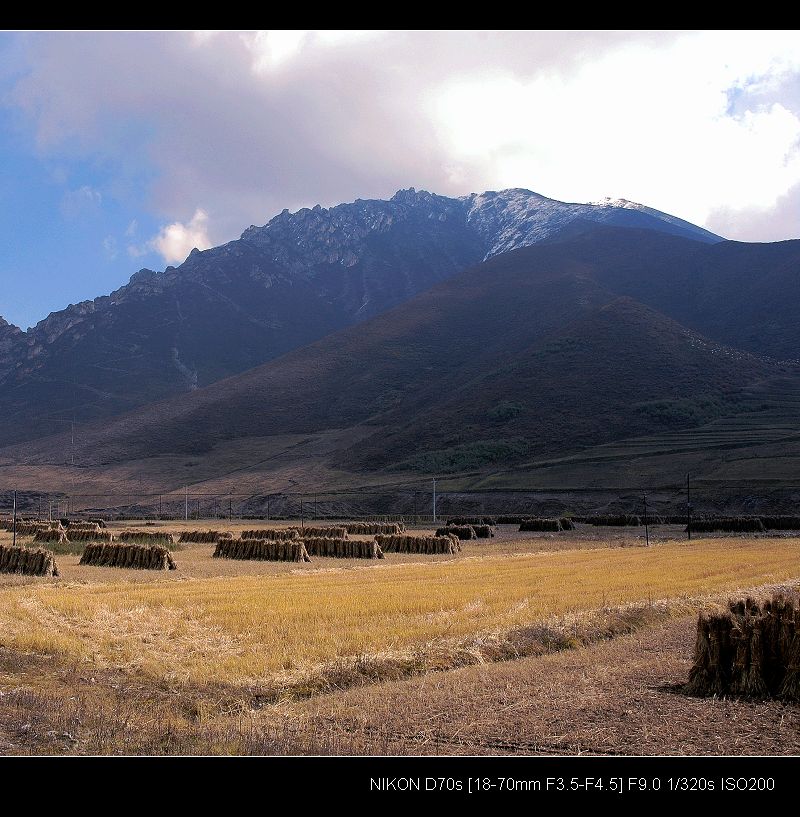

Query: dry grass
[0,537,798,695]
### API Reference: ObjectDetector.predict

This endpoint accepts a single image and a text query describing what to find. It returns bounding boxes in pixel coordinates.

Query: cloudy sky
[1,29,799,329]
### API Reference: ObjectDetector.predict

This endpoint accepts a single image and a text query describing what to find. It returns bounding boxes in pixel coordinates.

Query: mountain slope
[6,229,781,481]
[0,188,719,447]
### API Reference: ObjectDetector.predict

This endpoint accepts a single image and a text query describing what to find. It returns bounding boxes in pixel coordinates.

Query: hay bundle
[688,517,765,533]
[758,516,800,531]
[559,517,576,531]
[446,516,497,526]
[342,522,405,536]
[79,542,177,570]
[684,594,800,700]
[241,528,301,541]
[496,516,524,524]
[289,526,348,539]
[472,524,495,538]
[302,537,383,559]
[213,538,311,562]
[66,529,115,542]
[65,522,102,532]
[116,530,176,545]
[376,534,460,554]
[519,518,562,532]
[32,528,68,544]
[0,543,59,577]
[178,530,233,543]
[87,518,107,528]
[437,525,476,540]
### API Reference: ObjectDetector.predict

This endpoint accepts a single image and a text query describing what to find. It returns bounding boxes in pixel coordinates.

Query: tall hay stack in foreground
[685,595,800,700]
[213,538,311,562]
[80,542,177,570]
[0,543,59,577]
[343,522,405,535]
[437,525,476,540]
[241,529,300,541]
[302,537,383,559]
[376,534,460,554]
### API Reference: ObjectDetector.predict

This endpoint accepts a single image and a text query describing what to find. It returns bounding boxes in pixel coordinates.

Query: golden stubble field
[1,523,798,693]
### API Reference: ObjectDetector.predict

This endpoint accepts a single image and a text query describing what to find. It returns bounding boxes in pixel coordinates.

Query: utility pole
[314,493,317,520]
[432,478,437,523]
[229,494,232,521]
[12,490,17,548]
[185,486,188,522]
[643,493,650,547]
[300,498,304,530]
[686,473,691,541]
[267,495,270,521]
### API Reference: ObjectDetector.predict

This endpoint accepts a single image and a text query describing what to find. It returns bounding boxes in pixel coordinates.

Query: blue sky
[1,30,799,330]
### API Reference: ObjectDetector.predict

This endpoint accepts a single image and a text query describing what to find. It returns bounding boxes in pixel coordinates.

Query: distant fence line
[1,479,800,521]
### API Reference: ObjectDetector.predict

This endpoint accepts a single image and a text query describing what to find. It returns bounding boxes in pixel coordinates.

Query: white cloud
[60,184,102,219]
[8,30,800,243]
[102,235,117,260]
[124,219,138,237]
[148,209,211,264]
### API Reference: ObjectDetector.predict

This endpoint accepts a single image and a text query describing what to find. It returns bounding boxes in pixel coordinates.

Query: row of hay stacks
[685,595,800,701]
[446,516,497,526]
[289,525,348,539]
[213,538,312,562]
[1,520,60,535]
[518,517,576,532]
[302,537,384,559]
[688,517,765,533]
[342,521,405,535]
[241,529,300,541]
[80,542,177,570]
[0,543,59,576]
[179,530,233,543]
[116,530,175,544]
[376,534,460,554]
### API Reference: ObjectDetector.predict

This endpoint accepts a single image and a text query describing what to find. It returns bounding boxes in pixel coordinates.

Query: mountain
[7,228,788,489]
[0,188,719,447]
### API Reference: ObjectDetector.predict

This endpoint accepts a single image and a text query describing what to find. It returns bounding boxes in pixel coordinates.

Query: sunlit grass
[0,537,797,687]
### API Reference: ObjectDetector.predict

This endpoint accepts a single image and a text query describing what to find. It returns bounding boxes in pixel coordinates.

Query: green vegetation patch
[394,438,532,473]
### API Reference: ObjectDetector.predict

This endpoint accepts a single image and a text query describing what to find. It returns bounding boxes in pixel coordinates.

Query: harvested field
[0,543,59,577]
[79,542,177,571]
[0,538,798,691]
[302,537,383,559]
[214,538,311,562]
[375,534,460,554]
